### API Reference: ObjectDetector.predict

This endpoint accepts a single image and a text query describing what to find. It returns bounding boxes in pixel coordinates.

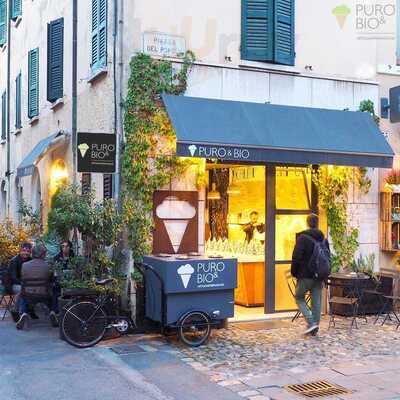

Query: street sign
[390,86,400,123]
[142,31,186,59]
[77,132,116,173]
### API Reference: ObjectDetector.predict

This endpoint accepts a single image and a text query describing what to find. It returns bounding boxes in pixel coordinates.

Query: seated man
[8,242,33,321]
[16,244,58,330]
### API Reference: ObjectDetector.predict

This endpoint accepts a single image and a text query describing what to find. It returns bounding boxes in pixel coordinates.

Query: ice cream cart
[140,255,237,346]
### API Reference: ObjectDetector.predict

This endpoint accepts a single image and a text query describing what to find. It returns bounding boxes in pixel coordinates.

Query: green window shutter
[274,0,295,65]
[28,48,39,119]
[91,0,107,72]
[47,18,64,102]
[15,73,21,129]
[1,91,6,140]
[241,0,273,61]
[11,0,22,20]
[0,0,7,46]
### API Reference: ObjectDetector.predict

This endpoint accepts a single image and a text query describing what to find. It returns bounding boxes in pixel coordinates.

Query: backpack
[306,236,331,281]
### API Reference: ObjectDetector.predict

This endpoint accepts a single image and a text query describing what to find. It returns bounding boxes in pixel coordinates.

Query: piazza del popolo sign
[77,132,116,173]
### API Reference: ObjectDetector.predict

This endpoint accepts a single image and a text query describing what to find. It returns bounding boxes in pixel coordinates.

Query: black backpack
[306,236,331,281]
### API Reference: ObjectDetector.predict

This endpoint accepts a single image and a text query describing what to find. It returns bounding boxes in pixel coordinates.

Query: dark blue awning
[163,94,394,168]
[17,131,69,177]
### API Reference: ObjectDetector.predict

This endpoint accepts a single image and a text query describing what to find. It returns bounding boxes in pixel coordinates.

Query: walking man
[291,214,330,335]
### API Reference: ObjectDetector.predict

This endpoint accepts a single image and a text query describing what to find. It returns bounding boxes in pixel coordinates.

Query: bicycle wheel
[62,301,107,348]
[178,311,211,347]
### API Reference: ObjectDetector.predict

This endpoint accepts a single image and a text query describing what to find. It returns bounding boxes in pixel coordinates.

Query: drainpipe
[113,0,119,208]
[6,0,12,218]
[72,0,78,184]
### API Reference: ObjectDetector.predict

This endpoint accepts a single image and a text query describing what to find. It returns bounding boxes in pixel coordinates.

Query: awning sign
[77,132,116,173]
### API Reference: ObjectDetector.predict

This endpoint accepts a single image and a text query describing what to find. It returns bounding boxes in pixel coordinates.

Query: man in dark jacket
[291,214,329,335]
[16,244,58,330]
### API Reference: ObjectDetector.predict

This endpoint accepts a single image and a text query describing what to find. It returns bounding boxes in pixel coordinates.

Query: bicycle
[61,279,134,348]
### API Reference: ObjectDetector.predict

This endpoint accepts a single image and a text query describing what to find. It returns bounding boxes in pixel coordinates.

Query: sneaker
[304,324,319,335]
[16,313,29,330]
[49,311,59,327]
[310,327,319,336]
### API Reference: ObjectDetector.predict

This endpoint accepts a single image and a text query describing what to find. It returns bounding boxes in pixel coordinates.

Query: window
[28,48,39,119]
[47,18,64,102]
[81,173,91,195]
[11,0,22,20]
[0,0,7,46]
[1,91,6,140]
[15,72,21,129]
[241,0,295,66]
[91,0,107,73]
[103,173,113,199]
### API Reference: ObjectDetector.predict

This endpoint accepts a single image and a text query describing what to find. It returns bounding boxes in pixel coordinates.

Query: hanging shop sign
[77,132,116,173]
[142,31,186,59]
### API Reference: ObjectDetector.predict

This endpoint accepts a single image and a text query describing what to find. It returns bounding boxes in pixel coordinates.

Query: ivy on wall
[314,100,378,272]
[122,52,195,261]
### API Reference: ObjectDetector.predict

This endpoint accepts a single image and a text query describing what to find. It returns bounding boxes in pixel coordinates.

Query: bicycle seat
[96,279,114,286]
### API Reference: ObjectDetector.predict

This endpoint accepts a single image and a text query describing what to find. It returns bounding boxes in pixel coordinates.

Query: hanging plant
[122,52,196,261]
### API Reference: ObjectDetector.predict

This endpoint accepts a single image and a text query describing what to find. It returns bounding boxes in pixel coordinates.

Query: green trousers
[295,278,322,326]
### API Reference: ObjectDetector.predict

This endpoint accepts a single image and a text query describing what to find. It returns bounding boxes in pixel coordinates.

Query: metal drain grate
[285,380,352,398]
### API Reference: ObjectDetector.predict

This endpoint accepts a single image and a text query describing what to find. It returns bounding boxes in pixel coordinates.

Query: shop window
[241,0,295,66]
[0,0,7,46]
[28,48,39,119]
[11,0,22,20]
[91,0,107,73]
[47,18,64,103]
[276,167,312,210]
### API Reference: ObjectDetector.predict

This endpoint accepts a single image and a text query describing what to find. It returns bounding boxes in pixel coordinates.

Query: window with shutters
[28,48,39,119]
[91,0,107,73]
[1,91,6,141]
[241,0,295,66]
[11,0,22,20]
[0,0,7,46]
[47,18,64,103]
[103,174,113,199]
[15,73,21,129]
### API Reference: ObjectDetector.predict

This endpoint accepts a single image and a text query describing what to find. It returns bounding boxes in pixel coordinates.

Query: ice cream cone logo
[332,5,351,29]
[78,143,90,158]
[177,264,194,288]
[156,196,196,253]
[188,144,197,157]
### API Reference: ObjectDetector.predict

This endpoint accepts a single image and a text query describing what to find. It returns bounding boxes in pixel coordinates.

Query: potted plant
[385,169,400,193]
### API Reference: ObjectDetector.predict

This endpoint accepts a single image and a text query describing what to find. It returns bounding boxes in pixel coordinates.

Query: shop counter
[235,258,265,307]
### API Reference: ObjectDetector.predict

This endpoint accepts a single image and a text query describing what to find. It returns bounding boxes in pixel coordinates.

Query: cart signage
[178,260,228,289]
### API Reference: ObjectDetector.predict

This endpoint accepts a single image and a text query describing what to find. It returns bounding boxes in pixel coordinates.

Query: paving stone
[218,379,242,387]
[336,388,399,400]
[259,387,326,400]
[228,384,250,393]
[243,373,300,389]
[331,362,386,376]
[237,390,261,397]
[247,396,271,400]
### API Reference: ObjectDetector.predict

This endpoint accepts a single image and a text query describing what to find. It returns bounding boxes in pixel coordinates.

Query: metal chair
[327,278,360,331]
[284,270,311,322]
[0,284,16,321]
[360,274,388,324]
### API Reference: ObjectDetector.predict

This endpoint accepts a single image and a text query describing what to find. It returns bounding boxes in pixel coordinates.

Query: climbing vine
[314,100,378,272]
[122,52,195,261]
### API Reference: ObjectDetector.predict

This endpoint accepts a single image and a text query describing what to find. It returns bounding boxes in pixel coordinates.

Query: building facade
[0,0,397,314]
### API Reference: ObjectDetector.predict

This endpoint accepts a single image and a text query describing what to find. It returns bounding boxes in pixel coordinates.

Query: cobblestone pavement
[166,316,400,399]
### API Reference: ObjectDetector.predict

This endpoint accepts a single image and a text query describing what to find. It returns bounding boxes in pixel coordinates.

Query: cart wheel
[178,311,211,347]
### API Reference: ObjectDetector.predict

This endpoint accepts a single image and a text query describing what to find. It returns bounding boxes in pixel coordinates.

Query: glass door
[265,165,317,313]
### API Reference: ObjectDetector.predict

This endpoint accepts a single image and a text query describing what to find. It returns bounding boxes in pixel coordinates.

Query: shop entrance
[205,163,316,320]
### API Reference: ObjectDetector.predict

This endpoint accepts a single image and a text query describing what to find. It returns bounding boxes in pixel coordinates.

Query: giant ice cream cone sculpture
[332,5,351,29]
[177,264,194,288]
[156,196,197,253]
